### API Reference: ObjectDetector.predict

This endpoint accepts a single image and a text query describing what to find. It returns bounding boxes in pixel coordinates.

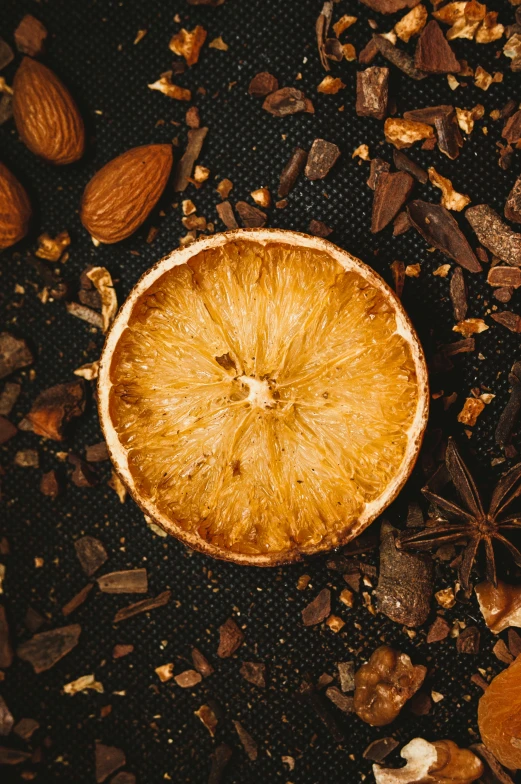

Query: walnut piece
[428,167,470,211]
[384,118,434,149]
[475,580,521,633]
[353,645,427,726]
[373,738,484,783]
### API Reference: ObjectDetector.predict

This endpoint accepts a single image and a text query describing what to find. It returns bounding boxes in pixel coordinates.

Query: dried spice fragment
[474,66,503,91]
[113,644,133,659]
[415,20,461,73]
[359,38,379,65]
[453,318,488,337]
[64,673,104,695]
[0,39,14,71]
[325,686,354,713]
[95,743,126,783]
[376,521,433,627]
[491,311,521,333]
[373,738,484,784]
[75,536,107,577]
[450,267,468,321]
[97,569,148,594]
[67,302,104,329]
[393,149,428,184]
[69,453,98,487]
[384,118,434,149]
[169,26,207,66]
[35,230,70,262]
[356,67,389,120]
[488,267,521,288]
[456,104,484,134]
[216,200,238,229]
[502,110,521,145]
[114,590,170,623]
[302,588,331,626]
[148,72,191,101]
[367,158,391,191]
[318,76,345,94]
[235,201,266,228]
[17,624,81,673]
[195,703,219,736]
[373,35,428,80]
[496,361,521,448]
[22,380,85,441]
[457,626,480,654]
[509,629,521,658]
[14,15,47,56]
[175,669,202,688]
[394,213,412,236]
[62,583,94,617]
[85,267,117,333]
[86,442,109,462]
[316,1,334,71]
[262,87,312,116]
[0,382,20,417]
[217,618,244,657]
[428,168,470,212]
[13,718,39,741]
[240,661,266,687]
[505,174,521,223]
[427,615,451,643]
[208,744,232,784]
[190,647,213,678]
[0,747,31,765]
[476,580,521,633]
[467,204,521,267]
[248,72,278,97]
[354,646,426,726]
[408,201,481,272]
[173,127,208,192]
[305,139,340,180]
[309,219,332,237]
[364,737,399,763]
[0,695,14,736]
[371,172,414,233]
[493,639,513,665]
[233,721,258,760]
[0,605,12,668]
[478,656,521,770]
[298,679,344,742]
[0,333,33,380]
[216,179,233,199]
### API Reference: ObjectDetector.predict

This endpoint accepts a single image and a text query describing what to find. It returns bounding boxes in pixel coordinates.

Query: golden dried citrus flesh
[478,654,521,770]
[99,230,428,564]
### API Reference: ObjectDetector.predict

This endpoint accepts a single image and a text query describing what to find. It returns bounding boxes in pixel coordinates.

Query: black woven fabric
[1,1,521,782]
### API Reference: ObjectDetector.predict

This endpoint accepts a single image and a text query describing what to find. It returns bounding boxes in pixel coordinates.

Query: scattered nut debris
[240,661,266,688]
[384,118,434,149]
[428,168,470,211]
[148,72,191,101]
[217,618,244,657]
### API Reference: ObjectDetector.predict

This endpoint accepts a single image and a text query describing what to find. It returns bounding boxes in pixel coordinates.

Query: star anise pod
[398,438,521,592]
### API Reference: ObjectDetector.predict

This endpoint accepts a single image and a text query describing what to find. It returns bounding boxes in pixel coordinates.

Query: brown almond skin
[80,145,173,244]
[13,57,85,165]
[0,161,31,249]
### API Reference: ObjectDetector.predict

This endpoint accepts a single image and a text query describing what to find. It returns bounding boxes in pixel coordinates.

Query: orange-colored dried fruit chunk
[478,655,521,770]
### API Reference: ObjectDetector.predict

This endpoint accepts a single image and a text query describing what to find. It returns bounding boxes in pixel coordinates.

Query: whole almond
[0,161,31,249]
[80,145,173,244]
[13,57,85,165]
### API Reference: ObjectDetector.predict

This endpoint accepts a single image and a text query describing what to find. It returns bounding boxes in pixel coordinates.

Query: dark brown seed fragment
[208,744,232,784]
[75,536,107,577]
[191,647,214,677]
[372,35,428,80]
[113,590,171,623]
[248,72,279,97]
[466,204,521,267]
[233,721,258,760]
[356,67,389,120]
[415,21,461,74]
[0,38,14,70]
[302,588,331,626]
[491,311,521,332]
[376,522,433,627]
[216,200,238,229]
[393,211,411,236]
[278,147,308,197]
[22,380,85,441]
[62,583,94,617]
[0,747,31,765]
[217,618,244,657]
[456,626,480,655]
[492,639,514,665]
[14,15,47,56]
[496,362,521,449]
[363,737,399,763]
[17,624,81,673]
[309,219,332,237]
[508,629,521,658]
[325,686,354,714]
[393,149,428,184]
[97,569,148,594]
[0,333,33,380]
[68,453,98,487]
[85,442,109,462]
[235,201,267,228]
[470,744,516,784]
[95,743,126,783]
[502,110,521,145]
[505,174,521,223]
[498,143,514,171]
[173,127,208,191]
[488,267,521,288]
[408,201,482,272]
[240,661,266,687]
[408,691,432,716]
[426,615,451,643]
[361,0,420,10]
[262,87,312,117]
[13,718,39,741]
[305,139,340,181]
[113,644,134,659]
[0,696,14,736]
[298,680,344,742]
[450,267,468,321]
[0,416,16,444]
[371,172,414,234]
[367,158,390,191]
[0,606,13,668]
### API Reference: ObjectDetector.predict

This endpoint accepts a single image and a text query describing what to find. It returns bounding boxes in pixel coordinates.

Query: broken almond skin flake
[394,4,428,43]
[317,75,345,94]
[373,738,484,784]
[384,118,434,149]
[169,26,207,66]
[476,580,521,633]
[458,397,485,426]
[453,318,489,337]
[428,167,470,211]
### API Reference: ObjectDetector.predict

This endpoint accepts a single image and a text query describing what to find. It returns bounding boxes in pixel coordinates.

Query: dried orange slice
[99,230,428,564]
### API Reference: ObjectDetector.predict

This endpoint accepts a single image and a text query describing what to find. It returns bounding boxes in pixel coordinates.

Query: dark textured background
[1,1,521,782]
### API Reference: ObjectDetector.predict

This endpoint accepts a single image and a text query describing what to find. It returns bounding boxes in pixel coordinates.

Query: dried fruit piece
[12,58,84,164]
[428,168,470,211]
[373,738,484,783]
[476,581,521,633]
[17,624,81,673]
[467,204,521,267]
[148,73,191,101]
[415,20,461,74]
[0,163,32,249]
[384,118,434,149]
[248,72,278,97]
[81,145,173,243]
[478,655,521,770]
[354,645,426,726]
[305,138,340,180]
[169,26,207,66]
[408,201,481,272]
[14,15,47,56]
[356,67,389,120]
[22,380,85,440]
[371,172,414,233]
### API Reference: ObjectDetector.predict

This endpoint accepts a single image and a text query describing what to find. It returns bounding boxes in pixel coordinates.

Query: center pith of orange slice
[99,231,428,565]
